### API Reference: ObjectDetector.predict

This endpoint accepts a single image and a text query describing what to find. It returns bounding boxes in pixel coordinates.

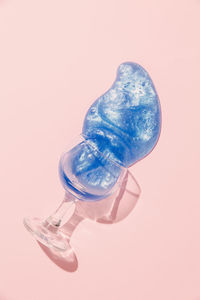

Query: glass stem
[45,191,76,228]
[60,211,84,239]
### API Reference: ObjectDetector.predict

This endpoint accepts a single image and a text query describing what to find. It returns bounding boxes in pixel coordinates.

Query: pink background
[0,0,200,299]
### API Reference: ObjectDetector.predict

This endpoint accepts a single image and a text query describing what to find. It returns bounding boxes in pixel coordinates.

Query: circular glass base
[23,217,68,252]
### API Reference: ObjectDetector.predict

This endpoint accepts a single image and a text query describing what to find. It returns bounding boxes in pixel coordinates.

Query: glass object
[24,135,127,252]
[24,62,161,256]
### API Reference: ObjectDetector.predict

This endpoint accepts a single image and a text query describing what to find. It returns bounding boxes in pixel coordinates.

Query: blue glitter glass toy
[24,62,161,252]
[59,62,161,200]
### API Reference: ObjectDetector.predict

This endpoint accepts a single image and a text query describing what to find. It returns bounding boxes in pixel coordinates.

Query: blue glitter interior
[59,62,161,200]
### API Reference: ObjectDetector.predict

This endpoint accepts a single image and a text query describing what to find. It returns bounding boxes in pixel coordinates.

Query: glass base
[23,217,68,252]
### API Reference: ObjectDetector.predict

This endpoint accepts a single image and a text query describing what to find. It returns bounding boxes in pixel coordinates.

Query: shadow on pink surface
[38,170,141,272]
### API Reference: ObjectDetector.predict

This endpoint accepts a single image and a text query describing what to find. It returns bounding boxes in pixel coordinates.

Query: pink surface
[0,0,200,299]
